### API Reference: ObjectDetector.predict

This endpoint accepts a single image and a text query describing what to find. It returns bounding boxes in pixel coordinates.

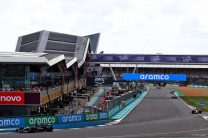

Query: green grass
[181,96,208,111]
[174,89,184,96]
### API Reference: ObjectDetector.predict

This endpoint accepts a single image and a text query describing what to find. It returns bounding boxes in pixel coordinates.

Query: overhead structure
[90,54,208,68]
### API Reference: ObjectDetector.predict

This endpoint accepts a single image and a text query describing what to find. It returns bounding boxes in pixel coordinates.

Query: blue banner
[199,102,206,106]
[99,112,108,120]
[59,114,84,124]
[0,117,24,128]
[121,73,187,81]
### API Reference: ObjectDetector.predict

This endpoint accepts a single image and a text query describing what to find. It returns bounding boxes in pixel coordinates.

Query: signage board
[91,54,208,64]
[59,114,84,124]
[86,77,113,86]
[0,117,24,128]
[122,73,187,81]
[25,116,58,126]
[199,102,206,106]
[99,112,108,120]
[85,113,99,121]
[0,92,24,105]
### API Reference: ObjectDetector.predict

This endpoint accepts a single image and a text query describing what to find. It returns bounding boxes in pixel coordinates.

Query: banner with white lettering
[0,92,24,105]
[59,114,84,124]
[0,117,24,128]
[121,73,187,81]
[25,116,59,126]
[85,113,99,121]
[86,77,113,86]
[91,54,208,63]
[99,112,108,120]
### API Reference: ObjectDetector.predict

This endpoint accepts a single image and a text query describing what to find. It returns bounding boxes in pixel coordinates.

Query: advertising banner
[122,73,187,81]
[99,112,108,120]
[86,77,113,86]
[59,114,84,124]
[25,116,58,126]
[0,117,24,128]
[91,54,208,63]
[0,92,24,105]
[85,113,99,121]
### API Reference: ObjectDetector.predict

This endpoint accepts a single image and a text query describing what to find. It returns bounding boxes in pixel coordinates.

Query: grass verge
[181,96,208,111]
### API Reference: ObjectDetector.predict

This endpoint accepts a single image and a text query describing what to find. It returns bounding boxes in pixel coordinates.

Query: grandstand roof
[0,52,76,68]
[16,30,100,68]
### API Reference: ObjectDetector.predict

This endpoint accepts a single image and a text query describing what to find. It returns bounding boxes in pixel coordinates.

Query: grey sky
[0,0,208,54]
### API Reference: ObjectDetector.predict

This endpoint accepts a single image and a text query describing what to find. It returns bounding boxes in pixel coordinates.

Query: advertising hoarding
[122,73,187,81]
[59,114,84,124]
[25,116,59,126]
[91,54,208,63]
[0,117,24,128]
[99,112,108,120]
[85,113,99,121]
[86,77,113,86]
[0,92,24,105]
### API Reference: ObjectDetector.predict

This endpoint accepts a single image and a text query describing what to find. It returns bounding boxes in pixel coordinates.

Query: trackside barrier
[53,121,109,129]
[25,116,59,126]
[0,89,144,130]
[0,117,24,128]
[99,112,108,120]
[0,112,108,129]
[59,114,84,124]
[85,113,99,121]
[85,112,108,121]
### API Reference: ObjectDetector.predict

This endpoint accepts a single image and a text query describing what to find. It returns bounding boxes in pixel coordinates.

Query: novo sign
[0,92,24,105]
[122,73,187,81]
[0,118,24,128]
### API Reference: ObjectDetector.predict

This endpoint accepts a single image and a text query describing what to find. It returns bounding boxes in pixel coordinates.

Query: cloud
[0,0,208,54]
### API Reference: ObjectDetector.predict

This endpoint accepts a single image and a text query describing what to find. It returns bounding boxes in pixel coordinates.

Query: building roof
[16,30,99,68]
[0,52,76,69]
[0,52,47,64]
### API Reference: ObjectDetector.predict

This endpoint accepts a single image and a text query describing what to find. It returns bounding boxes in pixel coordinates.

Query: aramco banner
[121,73,187,81]
[25,116,59,126]
[0,117,24,128]
[59,114,84,124]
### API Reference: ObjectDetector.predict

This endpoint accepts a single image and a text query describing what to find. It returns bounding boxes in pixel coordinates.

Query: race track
[3,86,208,138]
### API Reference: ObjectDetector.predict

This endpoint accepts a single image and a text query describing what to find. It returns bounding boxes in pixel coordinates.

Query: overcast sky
[0,0,208,54]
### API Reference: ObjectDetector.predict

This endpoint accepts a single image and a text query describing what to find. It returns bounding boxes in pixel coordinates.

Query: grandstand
[90,54,208,85]
[0,31,100,117]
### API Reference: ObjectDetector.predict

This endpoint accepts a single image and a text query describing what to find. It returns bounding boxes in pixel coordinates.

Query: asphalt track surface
[2,86,208,138]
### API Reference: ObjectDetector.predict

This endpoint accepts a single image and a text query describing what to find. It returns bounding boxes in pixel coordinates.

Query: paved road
[3,86,208,138]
